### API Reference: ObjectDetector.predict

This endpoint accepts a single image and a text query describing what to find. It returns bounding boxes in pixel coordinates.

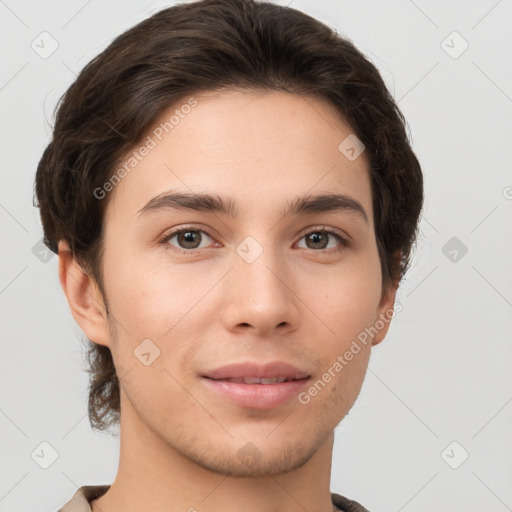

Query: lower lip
[202,377,310,409]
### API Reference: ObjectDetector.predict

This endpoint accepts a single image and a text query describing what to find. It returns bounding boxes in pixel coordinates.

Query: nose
[220,240,300,337]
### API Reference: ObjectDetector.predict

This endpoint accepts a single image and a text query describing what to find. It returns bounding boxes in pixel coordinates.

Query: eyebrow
[137,191,368,224]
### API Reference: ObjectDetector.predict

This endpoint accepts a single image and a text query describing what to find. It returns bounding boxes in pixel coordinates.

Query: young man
[34,1,423,511]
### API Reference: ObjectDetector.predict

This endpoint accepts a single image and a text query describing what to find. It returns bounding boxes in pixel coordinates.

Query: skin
[58,89,398,512]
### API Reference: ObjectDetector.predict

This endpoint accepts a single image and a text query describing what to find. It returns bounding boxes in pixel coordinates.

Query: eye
[158,225,349,255]
[296,228,349,251]
[159,227,217,253]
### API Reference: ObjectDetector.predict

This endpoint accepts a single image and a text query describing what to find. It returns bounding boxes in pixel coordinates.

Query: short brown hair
[34,0,423,433]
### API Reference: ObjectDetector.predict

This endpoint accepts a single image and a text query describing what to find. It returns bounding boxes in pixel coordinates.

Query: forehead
[105,89,372,224]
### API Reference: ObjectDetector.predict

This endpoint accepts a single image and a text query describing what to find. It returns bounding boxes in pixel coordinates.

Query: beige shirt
[57,485,370,512]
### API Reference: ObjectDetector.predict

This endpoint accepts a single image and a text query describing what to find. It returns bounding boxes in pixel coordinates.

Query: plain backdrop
[1,1,511,511]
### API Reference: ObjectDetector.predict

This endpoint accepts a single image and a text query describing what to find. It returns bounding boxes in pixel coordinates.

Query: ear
[372,253,401,347]
[58,240,111,348]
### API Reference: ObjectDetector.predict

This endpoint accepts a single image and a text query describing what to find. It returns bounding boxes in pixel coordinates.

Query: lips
[221,376,295,384]
[202,361,310,382]
[201,361,311,408]
[201,361,311,409]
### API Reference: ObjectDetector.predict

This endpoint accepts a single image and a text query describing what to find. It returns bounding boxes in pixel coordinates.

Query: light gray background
[1,1,511,511]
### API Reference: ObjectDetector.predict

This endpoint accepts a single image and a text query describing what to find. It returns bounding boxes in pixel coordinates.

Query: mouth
[207,376,304,384]
[202,360,310,381]
[201,361,311,409]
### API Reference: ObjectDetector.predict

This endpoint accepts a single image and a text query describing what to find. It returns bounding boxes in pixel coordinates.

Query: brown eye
[161,228,215,252]
[296,229,348,251]
[176,230,202,249]
[305,232,329,249]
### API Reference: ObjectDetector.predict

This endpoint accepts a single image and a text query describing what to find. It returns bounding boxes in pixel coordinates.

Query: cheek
[104,248,192,331]
[306,256,382,342]
[299,265,379,413]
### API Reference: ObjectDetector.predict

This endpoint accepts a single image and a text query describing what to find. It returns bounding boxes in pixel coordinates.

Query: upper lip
[202,361,310,380]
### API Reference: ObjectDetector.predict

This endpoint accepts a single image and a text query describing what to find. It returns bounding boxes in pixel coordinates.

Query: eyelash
[158,225,350,255]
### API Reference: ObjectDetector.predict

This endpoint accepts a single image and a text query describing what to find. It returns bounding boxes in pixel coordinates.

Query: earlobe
[371,278,399,347]
[57,240,111,347]
[372,250,402,346]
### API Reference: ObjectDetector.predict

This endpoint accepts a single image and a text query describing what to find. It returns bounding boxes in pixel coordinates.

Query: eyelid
[158,224,351,253]
[297,225,350,243]
[158,224,218,253]
[295,226,351,252]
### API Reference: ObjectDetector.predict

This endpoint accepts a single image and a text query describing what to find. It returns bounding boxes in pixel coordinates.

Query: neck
[92,389,336,512]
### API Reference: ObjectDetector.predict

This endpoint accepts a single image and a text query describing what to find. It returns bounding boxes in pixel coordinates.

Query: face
[86,89,396,477]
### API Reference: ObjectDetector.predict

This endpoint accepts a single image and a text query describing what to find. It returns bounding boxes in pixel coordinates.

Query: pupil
[308,232,327,249]
[179,231,199,248]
